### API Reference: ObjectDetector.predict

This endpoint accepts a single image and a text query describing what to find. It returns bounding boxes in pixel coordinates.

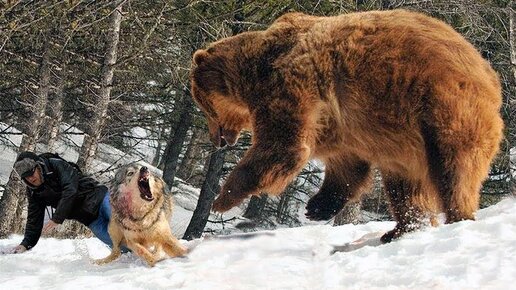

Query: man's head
[14,151,43,188]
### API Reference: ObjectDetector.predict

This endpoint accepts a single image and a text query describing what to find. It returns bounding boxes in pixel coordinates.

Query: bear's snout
[210,126,240,148]
[221,128,239,146]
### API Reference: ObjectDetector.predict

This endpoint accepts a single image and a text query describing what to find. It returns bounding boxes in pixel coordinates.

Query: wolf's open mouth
[138,166,153,201]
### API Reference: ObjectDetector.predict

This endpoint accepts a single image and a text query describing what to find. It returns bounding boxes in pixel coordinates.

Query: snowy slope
[1,197,515,290]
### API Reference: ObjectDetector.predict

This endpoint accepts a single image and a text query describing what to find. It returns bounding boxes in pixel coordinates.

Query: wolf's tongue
[138,180,152,201]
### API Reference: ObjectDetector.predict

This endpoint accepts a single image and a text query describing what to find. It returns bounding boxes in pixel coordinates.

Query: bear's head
[190,18,317,149]
[190,36,254,148]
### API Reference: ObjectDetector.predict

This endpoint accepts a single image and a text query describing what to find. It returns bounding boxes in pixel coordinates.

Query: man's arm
[20,192,45,250]
[49,159,80,224]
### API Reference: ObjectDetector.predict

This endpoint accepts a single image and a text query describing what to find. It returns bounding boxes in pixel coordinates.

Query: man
[11,151,115,253]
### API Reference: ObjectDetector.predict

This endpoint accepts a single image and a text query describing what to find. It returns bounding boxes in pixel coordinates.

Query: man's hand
[42,220,58,235]
[12,245,27,254]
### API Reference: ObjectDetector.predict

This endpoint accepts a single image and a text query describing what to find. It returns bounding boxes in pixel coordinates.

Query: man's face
[24,166,43,187]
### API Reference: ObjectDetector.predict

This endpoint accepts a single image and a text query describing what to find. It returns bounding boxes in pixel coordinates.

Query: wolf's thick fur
[95,164,186,266]
[190,10,504,242]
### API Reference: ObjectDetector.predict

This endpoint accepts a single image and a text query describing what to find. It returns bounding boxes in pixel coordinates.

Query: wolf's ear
[193,49,210,65]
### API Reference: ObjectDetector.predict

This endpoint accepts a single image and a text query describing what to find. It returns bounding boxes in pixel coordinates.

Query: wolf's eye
[127,171,134,177]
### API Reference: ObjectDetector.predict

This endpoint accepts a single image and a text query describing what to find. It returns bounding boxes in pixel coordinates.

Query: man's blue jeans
[88,191,129,252]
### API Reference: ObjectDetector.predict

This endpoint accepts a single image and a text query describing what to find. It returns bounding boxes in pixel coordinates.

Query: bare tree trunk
[176,126,202,181]
[19,41,51,150]
[243,195,268,220]
[77,2,123,172]
[162,93,194,188]
[276,188,292,223]
[0,172,26,237]
[46,75,65,152]
[183,149,226,240]
[158,132,173,169]
[510,4,516,86]
[11,192,27,234]
[151,125,165,166]
[380,0,392,9]
[334,201,362,226]
[509,3,515,197]
[0,40,51,237]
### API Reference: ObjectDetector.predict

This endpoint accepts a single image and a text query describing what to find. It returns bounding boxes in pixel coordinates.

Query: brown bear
[189,9,504,242]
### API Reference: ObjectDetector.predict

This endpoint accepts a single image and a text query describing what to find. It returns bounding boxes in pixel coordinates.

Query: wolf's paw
[93,251,120,265]
[305,192,345,221]
[178,245,188,256]
[93,257,111,265]
[170,244,188,257]
[143,257,157,267]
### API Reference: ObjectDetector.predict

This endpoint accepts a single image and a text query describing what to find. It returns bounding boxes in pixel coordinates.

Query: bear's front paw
[305,192,346,221]
[213,166,259,212]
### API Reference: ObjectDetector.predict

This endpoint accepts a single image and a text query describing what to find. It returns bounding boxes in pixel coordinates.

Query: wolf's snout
[140,166,148,174]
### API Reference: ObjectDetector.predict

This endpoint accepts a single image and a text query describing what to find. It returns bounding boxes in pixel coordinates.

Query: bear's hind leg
[421,121,499,224]
[305,156,371,221]
[428,155,479,224]
[429,152,485,224]
[381,174,425,243]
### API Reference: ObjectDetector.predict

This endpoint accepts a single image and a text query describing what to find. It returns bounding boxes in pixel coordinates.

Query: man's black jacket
[21,157,107,249]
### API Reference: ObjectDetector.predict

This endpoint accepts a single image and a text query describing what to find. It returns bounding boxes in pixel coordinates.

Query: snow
[1,197,515,290]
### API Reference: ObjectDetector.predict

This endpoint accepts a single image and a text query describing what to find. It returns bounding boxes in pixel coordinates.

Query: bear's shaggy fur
[190,10,504,242]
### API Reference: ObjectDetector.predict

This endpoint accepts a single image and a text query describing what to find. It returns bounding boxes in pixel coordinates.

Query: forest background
[0,0,514,240]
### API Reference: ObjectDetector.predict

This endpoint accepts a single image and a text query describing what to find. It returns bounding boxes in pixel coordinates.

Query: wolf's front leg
[94,221,124,265]
[127,241,159,267]
[94,249,121,265]
[163,235,188,258]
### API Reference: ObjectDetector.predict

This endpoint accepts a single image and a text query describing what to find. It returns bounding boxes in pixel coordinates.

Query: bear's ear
[193,49,210,65]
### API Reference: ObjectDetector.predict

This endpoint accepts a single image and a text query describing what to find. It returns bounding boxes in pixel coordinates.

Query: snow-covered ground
[1,197,515,290]
[1,123,515,289]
